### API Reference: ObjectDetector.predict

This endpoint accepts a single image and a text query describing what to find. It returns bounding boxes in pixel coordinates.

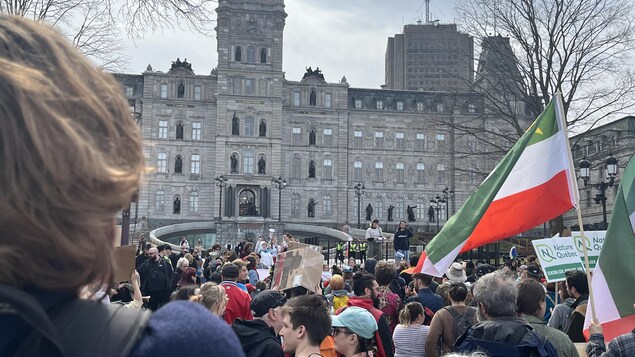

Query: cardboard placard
[257,269,271,281]
[288,241,323,254]
[113,245,137,283]
[272,246,323,292]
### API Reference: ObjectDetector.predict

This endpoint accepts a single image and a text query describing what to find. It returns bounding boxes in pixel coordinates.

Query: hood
[232,318,278,351]
[332,289,348,297]
[347,296,374,310]
[467,317,532,345]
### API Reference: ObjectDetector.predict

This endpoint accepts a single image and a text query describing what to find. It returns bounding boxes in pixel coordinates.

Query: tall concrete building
[114,0,529,247]
[385,22,474,91]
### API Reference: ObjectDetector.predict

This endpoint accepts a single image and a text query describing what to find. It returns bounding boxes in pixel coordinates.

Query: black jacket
[232,319,284,357]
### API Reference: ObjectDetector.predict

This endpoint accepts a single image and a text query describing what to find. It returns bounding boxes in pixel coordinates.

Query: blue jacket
[406,287,443,312]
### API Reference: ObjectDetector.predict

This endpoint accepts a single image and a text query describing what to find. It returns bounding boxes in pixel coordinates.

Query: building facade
[116,0,533,243]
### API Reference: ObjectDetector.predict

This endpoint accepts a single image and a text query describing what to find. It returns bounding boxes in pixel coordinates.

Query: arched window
[375,162,383,182]
[157,153,167,173]
[173,195,181,214]
[155,190,165,212]
[396,163,404,183]
[232,116,239,135]
[246,46,256,62]
[309,130,316,146]
[190,154,200,174]
[309,89,316,106]
[174,155,183,173]
[235,46,242,61]
[308,160,316,178]
[239,189,257,216]
[260,48,267,63]
[189,192,199,213]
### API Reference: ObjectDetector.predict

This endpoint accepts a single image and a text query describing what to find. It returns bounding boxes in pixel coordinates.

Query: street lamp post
[214,175,228,221]
[442,186,454,221]
[354,183,365,229]
[578,154,619,229]
[430,194,446,233]
[271,176,287,222]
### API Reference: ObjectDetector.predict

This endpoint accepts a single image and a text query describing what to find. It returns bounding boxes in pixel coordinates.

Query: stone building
[115,0,530,244]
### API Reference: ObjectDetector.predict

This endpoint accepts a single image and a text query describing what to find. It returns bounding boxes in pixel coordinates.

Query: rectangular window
[467,136,477,152]
[157,153,167,173]
[437,103,444,112]
[417,102,424,111]
[436,133,446,150]
[323,196,332,216]
[354,131,363,148]
[190,154,200,174]
[375,162,383,182]
[468,104,476,113]
[292,127,301,145]
[417,201,426,220]
[354,161,362,181]
[192,122,202,141]
[396,163,404,183]
[396,132,405,150]
[416,133,426,150]
[323,159,333,180]
[376,200,384,219]
[292,157,301,179]
[160,84,168,98]
[324,93,332,108]
[417,163,425,184]
[245,118,255,136]
[126,86,134,96]
[243,149,254,174]
[397,101,404,110]
[374,131,384,149]
[245,79,255,94]
[194,85,202,100]
[294,92,301,106]
[323,128,333,147]
[355,99,362,109]
[437,164,446,184]
[158,120,168,139]
[155,191,165,212]
[376,100,383,110]
[189,193,199,213]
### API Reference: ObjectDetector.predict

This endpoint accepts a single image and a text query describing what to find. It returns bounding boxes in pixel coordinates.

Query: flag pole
[555,92,597,322]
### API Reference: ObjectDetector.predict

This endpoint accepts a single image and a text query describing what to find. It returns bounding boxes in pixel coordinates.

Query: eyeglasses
[331,328,354,336]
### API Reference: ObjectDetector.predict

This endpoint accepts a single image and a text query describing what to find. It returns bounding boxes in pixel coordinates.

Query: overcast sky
[121,0,457,89]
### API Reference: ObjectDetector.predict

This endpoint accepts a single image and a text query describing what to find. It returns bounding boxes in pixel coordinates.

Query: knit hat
[331,306,378,340]
[221,263,239,279]
[250,290,287,317]
[446,262,467,283]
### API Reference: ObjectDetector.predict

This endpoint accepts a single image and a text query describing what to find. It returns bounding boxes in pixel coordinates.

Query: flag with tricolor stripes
[583,153,635,341]
[415,93,577,276]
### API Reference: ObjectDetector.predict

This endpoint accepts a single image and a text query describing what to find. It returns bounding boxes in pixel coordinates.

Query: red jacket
[337,297,394,357]
[221,281,253,324]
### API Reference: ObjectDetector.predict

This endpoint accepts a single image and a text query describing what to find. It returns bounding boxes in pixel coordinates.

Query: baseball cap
[250,290,287,317]
[331,306,378,340]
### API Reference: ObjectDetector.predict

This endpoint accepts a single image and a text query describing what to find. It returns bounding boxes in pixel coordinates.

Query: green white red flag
[583,153,635,340]
[415,93,577,276]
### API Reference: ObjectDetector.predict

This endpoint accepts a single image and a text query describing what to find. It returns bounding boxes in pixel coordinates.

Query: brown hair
[398,301,424,325]
[374,261,396,286]
[283,295,331,346]
[516,279,545,316]
[329,274,345,291]
[0,16,144,292]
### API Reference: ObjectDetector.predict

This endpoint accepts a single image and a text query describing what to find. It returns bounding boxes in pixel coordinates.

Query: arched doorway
[239,189,259,216]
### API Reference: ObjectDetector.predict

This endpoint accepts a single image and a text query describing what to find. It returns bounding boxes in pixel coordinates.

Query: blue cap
[331,306,378,340]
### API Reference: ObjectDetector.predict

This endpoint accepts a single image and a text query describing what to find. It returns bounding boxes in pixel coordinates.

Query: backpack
[0,283,150,357]
[455,323,558,357]
[423,306,435,325]
[332,294,349,312]
[446,306,476,347]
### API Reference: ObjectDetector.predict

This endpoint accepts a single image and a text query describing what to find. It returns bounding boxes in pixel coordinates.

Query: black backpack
[0,283,150,357]
[446,306,476,347]
[455,322,559,357]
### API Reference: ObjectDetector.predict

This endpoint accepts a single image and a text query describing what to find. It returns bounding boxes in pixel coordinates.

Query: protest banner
[532,237,585,282]
[257,268,270,281]
[570,231,605,270]
[272,245,323,292]
[288,241,323,254]
[112,245,137,283]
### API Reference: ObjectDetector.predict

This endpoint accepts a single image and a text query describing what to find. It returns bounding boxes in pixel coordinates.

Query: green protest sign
[532,237,585,282]
[570,231,605,270]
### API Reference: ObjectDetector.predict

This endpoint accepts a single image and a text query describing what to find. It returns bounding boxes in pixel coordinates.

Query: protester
[393,221,413,262]
[455,271,557,356]
[138,247,174,310]
[171,285,198,301]
[522,264,555,323]
[548,280,575,332]
[331,306,379,357]
[176,267,197,289]
[407,273,443,316]
[564,269,589,342]
[325,274,353,312]
[393,302,428,357]
[221,263,253,324]
[0,16,244,356]
[365,219,385,242]
[425,282,477,357]
[436,262,468,306]
[246,256,259,286]
[586,318,635,357]
[516,279,578,357]
[136,243,152,268]
[233,258,250,292]
[233,290,287,357]
[375,261,402,333]
[341,272,394,357]
[198,282,228,317]
[170,257,190,291]
[280,295,332,357]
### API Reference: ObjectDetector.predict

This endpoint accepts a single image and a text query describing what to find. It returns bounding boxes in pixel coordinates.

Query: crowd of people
[2,14,634,357]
